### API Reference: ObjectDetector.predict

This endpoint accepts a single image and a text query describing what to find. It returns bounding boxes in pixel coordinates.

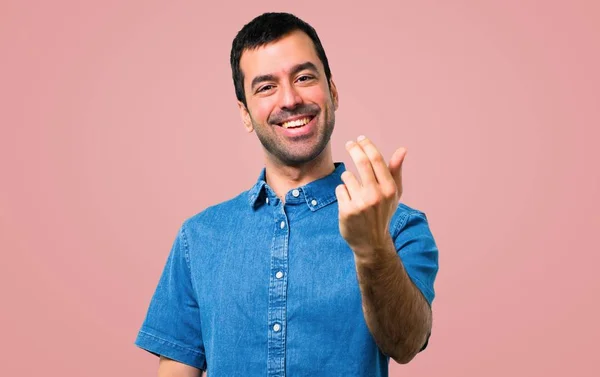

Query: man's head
[230,12,339,166]
[230,12,333,108]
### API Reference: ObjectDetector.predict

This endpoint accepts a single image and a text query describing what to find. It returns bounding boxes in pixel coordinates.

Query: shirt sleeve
[134,223,207,370]
[391,205,440,352]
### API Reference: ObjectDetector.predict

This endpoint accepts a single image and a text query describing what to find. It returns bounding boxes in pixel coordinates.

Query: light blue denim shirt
[135,162,439,376]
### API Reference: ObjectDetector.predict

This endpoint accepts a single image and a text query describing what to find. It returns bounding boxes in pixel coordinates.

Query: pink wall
[1,1,598,375]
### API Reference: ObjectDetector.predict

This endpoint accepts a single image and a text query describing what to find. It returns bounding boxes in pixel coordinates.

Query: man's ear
[237,101,253,133]
[329,78,339,110]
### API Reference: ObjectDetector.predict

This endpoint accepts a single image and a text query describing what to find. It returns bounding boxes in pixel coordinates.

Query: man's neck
[264,148,335,203]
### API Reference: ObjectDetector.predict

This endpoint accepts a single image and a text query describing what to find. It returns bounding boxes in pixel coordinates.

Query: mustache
[269,104,320,125]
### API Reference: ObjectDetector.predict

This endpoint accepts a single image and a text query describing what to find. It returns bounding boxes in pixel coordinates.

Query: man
[135,12,439,377]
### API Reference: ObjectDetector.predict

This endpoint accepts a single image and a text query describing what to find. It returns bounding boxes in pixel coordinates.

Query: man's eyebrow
[290,61,319,76]
[250,74,277,91]
[250,62,320,91]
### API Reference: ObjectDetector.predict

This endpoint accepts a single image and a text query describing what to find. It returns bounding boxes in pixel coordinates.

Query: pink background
[1,1,599,376]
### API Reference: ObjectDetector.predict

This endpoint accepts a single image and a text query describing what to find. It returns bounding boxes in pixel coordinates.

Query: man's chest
[188,208,365,340]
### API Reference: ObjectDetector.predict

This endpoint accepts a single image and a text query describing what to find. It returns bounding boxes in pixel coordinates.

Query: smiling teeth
[282,117,311,128]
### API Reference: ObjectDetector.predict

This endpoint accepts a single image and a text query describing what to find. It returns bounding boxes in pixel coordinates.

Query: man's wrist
[351,235,397,267]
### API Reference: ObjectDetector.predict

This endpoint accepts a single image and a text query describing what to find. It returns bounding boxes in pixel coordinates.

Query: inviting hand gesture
[335,135,407,260]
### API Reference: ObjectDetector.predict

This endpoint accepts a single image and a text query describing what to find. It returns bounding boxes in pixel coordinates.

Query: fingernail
[346,140,353,148]
[357,135,366,142]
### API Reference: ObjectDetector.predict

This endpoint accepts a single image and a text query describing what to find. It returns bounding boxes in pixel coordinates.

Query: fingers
[345,135,398,197]
[335,183,351,204]
[340,170,361,200]
[356,136,390,184]
[345,138,377,188]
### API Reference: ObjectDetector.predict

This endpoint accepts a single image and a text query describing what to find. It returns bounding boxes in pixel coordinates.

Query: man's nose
[279,83,303,110]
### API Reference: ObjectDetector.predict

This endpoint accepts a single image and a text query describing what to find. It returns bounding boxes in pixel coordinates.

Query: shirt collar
[247,162,346,211]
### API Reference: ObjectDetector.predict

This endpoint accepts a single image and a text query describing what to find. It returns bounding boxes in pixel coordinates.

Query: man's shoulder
[395,202,427,217]
[390,202,430,231]
[182,189,252,228]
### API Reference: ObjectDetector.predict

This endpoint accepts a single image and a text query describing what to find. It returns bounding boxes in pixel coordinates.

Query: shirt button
[292,189,300,197]
[280,221,285,229]
[311,199,317,206]
[273,323,281,332]
[266,197,269,204]
[276,271,283,279]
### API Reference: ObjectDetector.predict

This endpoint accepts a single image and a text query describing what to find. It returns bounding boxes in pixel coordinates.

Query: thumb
[388,147,407,193]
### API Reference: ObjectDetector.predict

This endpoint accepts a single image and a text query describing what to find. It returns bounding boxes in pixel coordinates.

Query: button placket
[267,206,288,377]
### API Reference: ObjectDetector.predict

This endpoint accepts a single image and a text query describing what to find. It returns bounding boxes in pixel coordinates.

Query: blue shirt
[135,162,439,376]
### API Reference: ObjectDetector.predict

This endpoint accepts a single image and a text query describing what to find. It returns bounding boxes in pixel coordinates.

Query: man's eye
[297,75,313,82]
[257,85,274,93]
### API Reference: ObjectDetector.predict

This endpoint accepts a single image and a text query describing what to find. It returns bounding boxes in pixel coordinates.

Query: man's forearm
[353,236,432,364]
[158,356,203,377]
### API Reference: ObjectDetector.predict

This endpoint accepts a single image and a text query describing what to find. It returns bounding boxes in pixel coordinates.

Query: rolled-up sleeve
[134,223,206,370]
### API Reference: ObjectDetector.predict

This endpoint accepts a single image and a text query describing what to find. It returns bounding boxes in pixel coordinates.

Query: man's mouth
[278,115,315,129]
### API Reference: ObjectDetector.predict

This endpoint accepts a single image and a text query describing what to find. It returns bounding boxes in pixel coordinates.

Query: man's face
[238,30,339,166]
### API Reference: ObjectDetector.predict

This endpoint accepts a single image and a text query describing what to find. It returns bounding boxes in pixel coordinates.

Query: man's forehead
[240,31,322,77]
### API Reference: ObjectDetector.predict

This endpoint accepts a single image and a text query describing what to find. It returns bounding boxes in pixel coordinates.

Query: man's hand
[335,135,407,260]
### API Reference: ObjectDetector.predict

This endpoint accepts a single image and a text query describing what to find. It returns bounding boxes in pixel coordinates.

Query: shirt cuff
[134,330,207,370]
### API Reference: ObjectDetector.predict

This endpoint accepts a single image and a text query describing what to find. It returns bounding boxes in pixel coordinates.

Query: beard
[250,99,336,167]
